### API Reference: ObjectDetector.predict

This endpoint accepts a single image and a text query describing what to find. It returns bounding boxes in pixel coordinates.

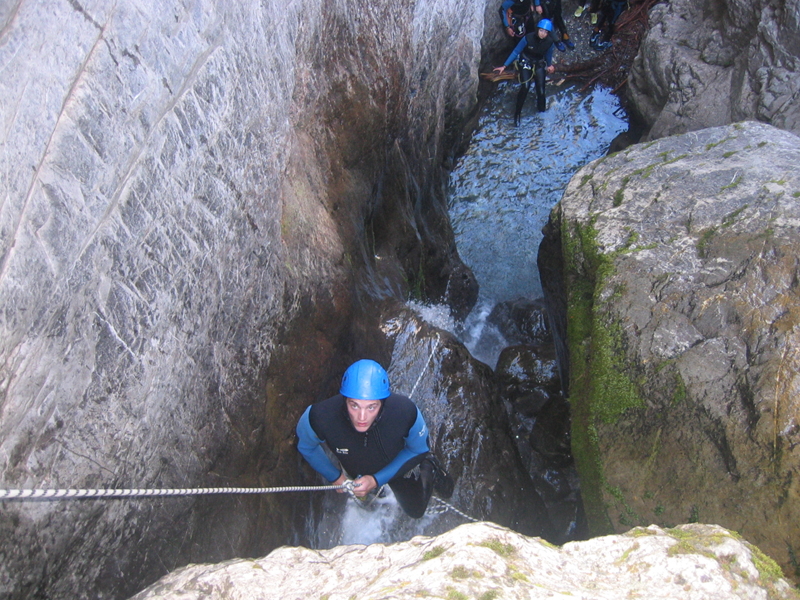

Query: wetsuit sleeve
[501,0,513,26]
[296,406,342,482]
[504,37,529,67]
[545,43,554,66]
[372,408,430,487]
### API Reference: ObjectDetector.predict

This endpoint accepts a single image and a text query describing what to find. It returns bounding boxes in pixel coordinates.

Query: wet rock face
[496,342,584,544]
[0,0,484,598]
[383,308,552,538]
[131,522,800,600]
[487,297,552,347]
[628,0,800,139]
[549,121,800,582]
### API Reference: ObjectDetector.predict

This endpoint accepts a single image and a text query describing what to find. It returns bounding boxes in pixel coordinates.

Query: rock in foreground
[131,521,798,599]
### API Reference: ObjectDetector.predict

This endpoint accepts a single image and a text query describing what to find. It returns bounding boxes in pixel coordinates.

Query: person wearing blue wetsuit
[494,18,556,122]
[499,0,534,39]
[296,359,454,518]
[534,0,574,50]
[590,0,627,50]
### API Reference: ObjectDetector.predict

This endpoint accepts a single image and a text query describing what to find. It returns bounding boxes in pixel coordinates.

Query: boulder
[130,521,800,599]
[628,0,800,140]
[487,297,553,347]
[546,121,800,582]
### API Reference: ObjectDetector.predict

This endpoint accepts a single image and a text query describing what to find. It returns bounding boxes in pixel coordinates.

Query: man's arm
[371,408,430,486]
[296,406,342,482]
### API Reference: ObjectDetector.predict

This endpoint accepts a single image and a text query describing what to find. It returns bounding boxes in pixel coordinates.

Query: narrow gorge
[1,0,799,598]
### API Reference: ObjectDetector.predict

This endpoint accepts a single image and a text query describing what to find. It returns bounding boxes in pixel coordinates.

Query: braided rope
[408,335,439,400]
[430,495,479,523]
[0,484,344,501]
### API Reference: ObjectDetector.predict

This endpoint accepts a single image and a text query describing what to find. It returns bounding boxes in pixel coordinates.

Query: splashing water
[448,81,628,366]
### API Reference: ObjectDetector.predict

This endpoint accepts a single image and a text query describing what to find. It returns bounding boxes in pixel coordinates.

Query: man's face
[538,27,548,38]
[346,398,382,432]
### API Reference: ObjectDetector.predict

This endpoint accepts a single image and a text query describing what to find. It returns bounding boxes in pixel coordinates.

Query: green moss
[478,591,500,600]
[721,174,743,192]
[696,226,717,258]
[479,539,516,557]
[423,546,447,560]
[508,565,529,583]
[721,205,747,228]
[616,542,639,564]
[654,505,665,516]
[450,566,472,579]
[672,372,686,405]
[446,589,468,600]
[613,188,625,207]
[607,484,641,526]
[750,544,785,582]
[580,173,593,187]
[629,527,658,537]
[688,505,699,523]
[704,136,735,151]
[722,151,737,158]
[793,191,800,198]
[662,153,689,166]
[563,217,646,537]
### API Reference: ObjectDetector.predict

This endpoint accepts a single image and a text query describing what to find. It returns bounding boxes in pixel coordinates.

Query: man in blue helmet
[493,18,557,122]
[296,359,454,518]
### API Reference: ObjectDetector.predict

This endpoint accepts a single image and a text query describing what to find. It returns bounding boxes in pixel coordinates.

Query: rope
[430,495,479,523]
[408,335,439,400]
[0,484,345,501]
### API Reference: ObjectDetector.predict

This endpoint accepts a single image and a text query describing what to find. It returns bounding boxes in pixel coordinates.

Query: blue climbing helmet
[340,359,391,400]
[537,18,553,32]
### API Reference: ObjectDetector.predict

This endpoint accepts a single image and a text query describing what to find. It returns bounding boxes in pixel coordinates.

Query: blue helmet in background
[340,359,391,400]
[538,18,553,32]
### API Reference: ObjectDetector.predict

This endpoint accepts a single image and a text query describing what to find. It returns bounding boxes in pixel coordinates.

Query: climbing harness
[0,483,345,501]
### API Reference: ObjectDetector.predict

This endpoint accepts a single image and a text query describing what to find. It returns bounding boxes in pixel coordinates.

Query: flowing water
[311,80,628,548]
[450,81,628,366]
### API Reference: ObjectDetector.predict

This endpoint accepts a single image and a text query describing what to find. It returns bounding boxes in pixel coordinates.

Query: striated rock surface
[130,521,800,599]
[0,0,490,598]
[628,0,800,140]
[543,121,800,582]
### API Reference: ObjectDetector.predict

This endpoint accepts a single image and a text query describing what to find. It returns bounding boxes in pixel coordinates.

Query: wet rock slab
[130,521,799,599]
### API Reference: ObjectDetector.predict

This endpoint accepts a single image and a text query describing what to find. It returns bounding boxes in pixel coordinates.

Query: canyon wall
[546,121,800,582]
[0,0,498,597]
[628,0,800,140]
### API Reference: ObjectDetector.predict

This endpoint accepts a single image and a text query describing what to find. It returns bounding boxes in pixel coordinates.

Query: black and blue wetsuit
[504,31,555,119]
[500,0,534,38]
[296,393,433,517]
[594,0,627,44]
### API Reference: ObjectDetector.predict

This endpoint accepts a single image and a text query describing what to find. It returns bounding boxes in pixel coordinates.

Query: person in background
[534,0,574,50]
[493,18,557,122]
[574,0,600,24]
[500,0,535,39]
[590,0,628,50]
[296,359,454,518]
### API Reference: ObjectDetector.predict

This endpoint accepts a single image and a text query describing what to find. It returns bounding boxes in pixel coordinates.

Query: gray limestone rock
[628,0,800,140]
[546,121,800,583]
[130,521,800,599]
[0,0,485,598]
